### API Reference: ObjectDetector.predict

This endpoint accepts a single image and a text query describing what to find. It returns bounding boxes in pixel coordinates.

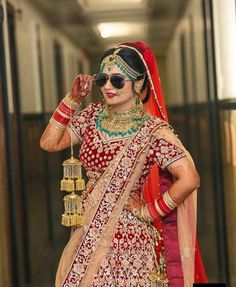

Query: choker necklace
[96,103,150,137]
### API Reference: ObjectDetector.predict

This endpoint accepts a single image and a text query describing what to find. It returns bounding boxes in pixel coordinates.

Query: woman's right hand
[70,74,93,104]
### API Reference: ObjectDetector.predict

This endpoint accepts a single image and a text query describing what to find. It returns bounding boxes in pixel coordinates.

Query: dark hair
[100,47,150,103]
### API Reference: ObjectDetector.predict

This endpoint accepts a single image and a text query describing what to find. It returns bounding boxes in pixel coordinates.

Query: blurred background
[0,0,236,286]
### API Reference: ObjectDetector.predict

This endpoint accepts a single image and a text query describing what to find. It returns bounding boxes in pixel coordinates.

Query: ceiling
[25,0,189,56]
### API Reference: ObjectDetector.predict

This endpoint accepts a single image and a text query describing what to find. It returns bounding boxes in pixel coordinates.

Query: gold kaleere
[149,228,169,287]
[61,156,85,192]
[60,156,85,227]
[61,191,83,227]
[148,252,168,287]
[60,99,86,227]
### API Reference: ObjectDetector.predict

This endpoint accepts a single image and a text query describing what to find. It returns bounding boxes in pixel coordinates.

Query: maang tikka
[100,48,144,81]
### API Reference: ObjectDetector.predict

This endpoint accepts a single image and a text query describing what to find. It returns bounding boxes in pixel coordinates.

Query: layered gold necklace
[96,103,150,137]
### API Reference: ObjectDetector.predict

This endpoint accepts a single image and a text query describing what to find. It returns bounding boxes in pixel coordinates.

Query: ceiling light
[96,22,147,39]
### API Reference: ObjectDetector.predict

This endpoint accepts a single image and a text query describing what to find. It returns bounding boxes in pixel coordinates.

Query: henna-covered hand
[125,195,153,223]
[125,194,145,213]
[70,74,93,104]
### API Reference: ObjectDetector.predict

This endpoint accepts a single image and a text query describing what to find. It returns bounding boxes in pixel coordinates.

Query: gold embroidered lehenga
[54,41,207,287]
[55,102,186,286]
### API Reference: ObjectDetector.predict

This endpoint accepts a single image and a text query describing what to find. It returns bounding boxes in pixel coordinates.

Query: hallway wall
[165,0,220,279]
[164,0,236,285]
[1,0,90,286]
[1,0,235,286]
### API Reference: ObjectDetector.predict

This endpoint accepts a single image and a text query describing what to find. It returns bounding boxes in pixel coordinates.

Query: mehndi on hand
[70,74,93,104]
[125,194,153,223]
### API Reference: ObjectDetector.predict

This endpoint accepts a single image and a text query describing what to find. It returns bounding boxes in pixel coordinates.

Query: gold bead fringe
[60,156,85,227]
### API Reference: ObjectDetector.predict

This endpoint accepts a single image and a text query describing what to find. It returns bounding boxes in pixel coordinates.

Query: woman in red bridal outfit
[40,41,207,287]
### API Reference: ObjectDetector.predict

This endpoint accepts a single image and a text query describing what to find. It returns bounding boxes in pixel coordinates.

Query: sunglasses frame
[93,73,132,89]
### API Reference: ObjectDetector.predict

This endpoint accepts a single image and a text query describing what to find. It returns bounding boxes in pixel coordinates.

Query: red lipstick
[106,92,117,98]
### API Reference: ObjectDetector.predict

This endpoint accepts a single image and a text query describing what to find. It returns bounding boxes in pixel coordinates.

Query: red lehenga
[56,103,186,286]
[55,42,207,287]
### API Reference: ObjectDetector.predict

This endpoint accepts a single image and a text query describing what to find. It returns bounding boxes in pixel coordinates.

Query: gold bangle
[132,207,141,217]
[64,93,80,109]
[132,206,146,222]
[140,205,145,221]
[140,205,152,223]
[143,205,153,222]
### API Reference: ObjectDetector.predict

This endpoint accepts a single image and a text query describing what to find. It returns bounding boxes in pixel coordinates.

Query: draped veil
[118,42,207,286]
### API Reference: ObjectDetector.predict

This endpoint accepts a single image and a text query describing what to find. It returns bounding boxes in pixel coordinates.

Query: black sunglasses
[93,73,131,89]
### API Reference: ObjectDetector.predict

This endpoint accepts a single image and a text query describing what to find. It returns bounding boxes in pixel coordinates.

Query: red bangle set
[59,100,75,115]
[49,94,79,129]
[146,191,177,220]
[147,202,161,220]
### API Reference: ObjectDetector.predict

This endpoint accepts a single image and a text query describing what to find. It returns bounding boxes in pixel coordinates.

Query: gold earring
[134,91,142,106]
[134,89,141,97]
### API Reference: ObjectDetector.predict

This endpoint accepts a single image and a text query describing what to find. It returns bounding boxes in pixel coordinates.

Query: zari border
[56,117,168,287]
[153,127,197,286]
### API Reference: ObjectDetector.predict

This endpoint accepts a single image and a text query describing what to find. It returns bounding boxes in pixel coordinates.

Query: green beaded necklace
[95,105,150,137]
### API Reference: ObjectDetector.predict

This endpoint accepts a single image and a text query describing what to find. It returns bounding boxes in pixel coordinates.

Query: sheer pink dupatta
[118,42,206,286]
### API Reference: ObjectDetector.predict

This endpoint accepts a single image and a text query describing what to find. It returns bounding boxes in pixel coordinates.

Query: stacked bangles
[132,204,153,223]
[49,93,80,129]
[153,191,177,217]
[130,191,177,223]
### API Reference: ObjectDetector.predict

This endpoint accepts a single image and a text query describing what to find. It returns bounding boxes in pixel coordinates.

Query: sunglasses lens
[94,73,107,87]
[94,73,126,89]
[110,75,125,89]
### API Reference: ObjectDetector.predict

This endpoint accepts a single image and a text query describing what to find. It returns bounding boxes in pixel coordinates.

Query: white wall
[8,0,89,113]
[166,0,207,106]
[166,37,184,106]
[213,0,236,100]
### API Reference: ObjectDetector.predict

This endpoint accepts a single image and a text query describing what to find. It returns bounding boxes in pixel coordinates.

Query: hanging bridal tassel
[148,252,168,287]
[60,156,85,227]
[60,100,85,227]
[149,228,169,287]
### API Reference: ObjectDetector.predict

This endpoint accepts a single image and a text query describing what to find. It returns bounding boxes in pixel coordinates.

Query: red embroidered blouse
[69,102,185,195]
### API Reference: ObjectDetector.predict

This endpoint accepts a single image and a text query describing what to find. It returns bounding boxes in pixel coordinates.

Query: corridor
[0,0,235,286]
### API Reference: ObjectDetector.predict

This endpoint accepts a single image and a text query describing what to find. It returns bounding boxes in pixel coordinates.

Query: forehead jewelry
[100,48,144,81]
[117,44,166,120]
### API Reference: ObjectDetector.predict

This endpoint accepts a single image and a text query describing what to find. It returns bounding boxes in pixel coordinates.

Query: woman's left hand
[125,194,144,214]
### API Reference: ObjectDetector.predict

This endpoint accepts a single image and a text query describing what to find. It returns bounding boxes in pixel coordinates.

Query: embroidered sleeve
[149,127,186,170]
[68,102,101,142]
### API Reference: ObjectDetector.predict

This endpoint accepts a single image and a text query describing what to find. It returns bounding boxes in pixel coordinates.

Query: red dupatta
[117,41,207,285]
